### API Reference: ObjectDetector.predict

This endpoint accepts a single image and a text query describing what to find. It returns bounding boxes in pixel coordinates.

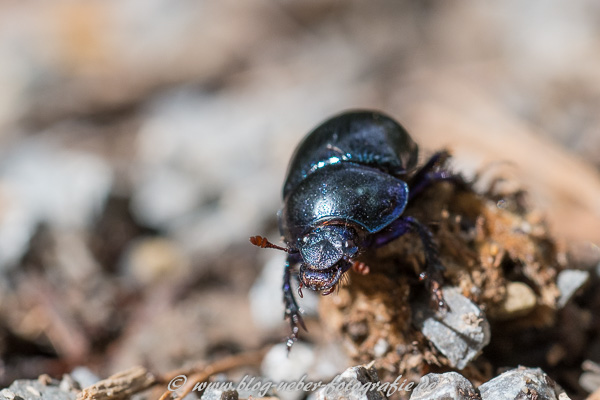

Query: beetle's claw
[427,273,449,312]
[285,307,307,332]
[419,268,449,311]
[285,324,298,353]
[285,309,307,353]
[286,337,296,353]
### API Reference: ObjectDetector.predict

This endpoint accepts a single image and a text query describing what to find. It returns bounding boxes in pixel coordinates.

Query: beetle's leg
[370,216,412,248]
[403,216,447,310]
[371,216,447,310]
[283,253,306,351]
[410,150,450,183]
[408,151,467,203]
[409,171,462,203]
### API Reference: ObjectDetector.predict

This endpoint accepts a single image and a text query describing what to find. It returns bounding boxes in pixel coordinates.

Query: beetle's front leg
[282,253,306,351]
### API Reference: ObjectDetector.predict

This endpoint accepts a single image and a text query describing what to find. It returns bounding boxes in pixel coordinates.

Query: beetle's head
[297,224,359,292]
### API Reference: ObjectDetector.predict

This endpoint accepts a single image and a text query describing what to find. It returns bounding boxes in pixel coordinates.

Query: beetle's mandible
[251,110,458,350]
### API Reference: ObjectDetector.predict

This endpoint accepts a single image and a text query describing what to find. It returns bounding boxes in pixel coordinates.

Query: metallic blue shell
[280,163,409,240]
[283,110,418,198]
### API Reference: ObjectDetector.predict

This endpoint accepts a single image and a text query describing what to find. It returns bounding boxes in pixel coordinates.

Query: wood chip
[77,366,156,400]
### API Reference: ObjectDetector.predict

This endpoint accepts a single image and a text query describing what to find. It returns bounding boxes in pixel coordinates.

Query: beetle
[251,110,458,350]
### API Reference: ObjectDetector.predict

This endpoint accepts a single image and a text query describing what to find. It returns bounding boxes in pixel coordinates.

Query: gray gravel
[412,286,491,369]
[0,377,79,400]
[410,372,479,400]
[557,269,590,308]
[312,366,386,400]
[478,367,569,400]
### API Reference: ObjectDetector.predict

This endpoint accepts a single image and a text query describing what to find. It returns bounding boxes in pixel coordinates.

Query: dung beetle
[251,110,459,350]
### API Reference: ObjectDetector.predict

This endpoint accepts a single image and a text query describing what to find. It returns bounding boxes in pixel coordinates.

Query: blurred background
[0,0,600,394]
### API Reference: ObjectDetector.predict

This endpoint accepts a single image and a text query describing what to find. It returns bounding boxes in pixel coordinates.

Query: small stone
[58,374,81,392]
[494,281,537,319]
[413,287,490,369]
[580,372,600,395]
[220,390,239,400]
[478,367,567,400]
[580,360,600,393]
[0,379,77,400]
[410,372,479,400]
[0,390,16,400]
[201,387,230,400]
[37,375,53,386]
[0,142,112,271]
[131,165,201,229]
[309,341,350,382]
[313,365,385,400]
[557,269,590,308]
[261,343,315,400]
[120,237,190,285]
[69,367,99,389]
[372,338,389,358]
[197,376,242,400]
[25,386,41,397]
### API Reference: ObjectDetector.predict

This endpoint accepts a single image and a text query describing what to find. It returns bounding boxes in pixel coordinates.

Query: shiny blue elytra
[280,163,409,237]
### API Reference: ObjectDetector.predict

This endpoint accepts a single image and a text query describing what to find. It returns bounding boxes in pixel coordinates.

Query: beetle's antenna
[250,235,291,253]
